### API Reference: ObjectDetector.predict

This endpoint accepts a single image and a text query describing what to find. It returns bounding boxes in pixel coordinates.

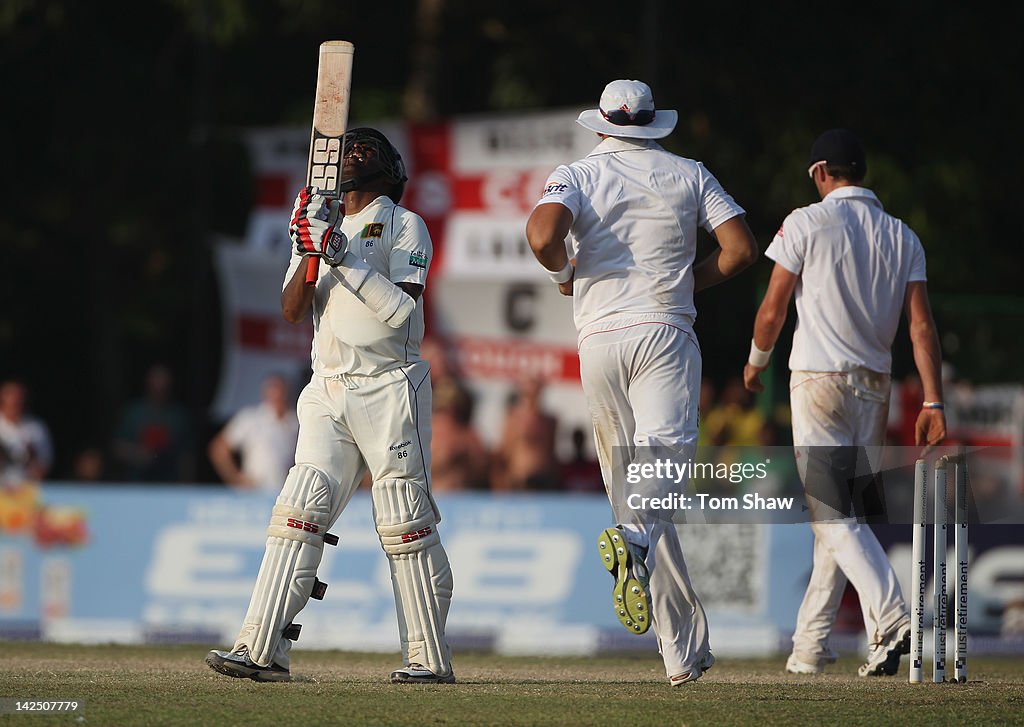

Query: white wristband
[545,260,573,285]
[748,339,773,368]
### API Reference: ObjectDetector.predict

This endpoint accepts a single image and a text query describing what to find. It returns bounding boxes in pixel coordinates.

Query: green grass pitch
[1,643,1022,726]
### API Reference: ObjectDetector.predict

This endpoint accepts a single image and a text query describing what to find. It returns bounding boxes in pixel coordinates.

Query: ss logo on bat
[312,137,341,192]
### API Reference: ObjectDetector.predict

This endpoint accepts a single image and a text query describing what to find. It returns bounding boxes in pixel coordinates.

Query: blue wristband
[922,401,945,410]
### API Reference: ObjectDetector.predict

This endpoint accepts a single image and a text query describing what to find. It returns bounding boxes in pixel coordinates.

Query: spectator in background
[208,374,299,493]
[71,445,108,482]
[702,376,765,446]
[0,379,54,483]
[560,426,603,493]
[112,364,193,482]
[430,378,491,492]
[493,376,559,491]
[420,335,492,491]
[420,335,459,385]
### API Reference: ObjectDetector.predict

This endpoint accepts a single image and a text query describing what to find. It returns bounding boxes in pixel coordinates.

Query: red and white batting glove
[288,187,348,266]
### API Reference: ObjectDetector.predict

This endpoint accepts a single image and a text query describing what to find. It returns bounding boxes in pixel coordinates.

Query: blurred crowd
[0,354,996,497]
[422,337,601,494]
[0,354,601,493]
[0,357,784,495]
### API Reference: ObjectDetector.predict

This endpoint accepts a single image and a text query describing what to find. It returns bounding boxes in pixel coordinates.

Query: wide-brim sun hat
[576,79,678,140]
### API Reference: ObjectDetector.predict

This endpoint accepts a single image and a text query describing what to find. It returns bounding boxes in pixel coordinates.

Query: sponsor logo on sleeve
[775,223,784,238]
[408,251,428,269]
[542,182,568,197]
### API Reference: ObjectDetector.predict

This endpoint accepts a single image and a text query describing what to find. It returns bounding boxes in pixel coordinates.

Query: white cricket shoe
[205,647,290,682]
[785,653,824,675]
[785,647,838,674]
[389,663,456,684]
[858,625,911,677]
[669,652,715,686]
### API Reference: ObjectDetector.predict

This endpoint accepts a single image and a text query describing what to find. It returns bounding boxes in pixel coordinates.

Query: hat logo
[576,79,678,139]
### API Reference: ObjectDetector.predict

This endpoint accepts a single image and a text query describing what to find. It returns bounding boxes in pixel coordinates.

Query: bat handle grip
[304,256,320,285]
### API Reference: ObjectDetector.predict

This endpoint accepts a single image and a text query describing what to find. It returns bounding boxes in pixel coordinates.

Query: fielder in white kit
[526,80,757,685]
[743,129,946,677]
[207,128,455,684]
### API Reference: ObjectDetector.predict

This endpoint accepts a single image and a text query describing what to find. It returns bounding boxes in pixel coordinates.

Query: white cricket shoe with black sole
[205,648,290,682]
[390,663,456,684]
[858,625,911,677]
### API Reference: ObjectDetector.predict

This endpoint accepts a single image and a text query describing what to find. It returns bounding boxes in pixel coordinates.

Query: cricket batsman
[206,128,455,684]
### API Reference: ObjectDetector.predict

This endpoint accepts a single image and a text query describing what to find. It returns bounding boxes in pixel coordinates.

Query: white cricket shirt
[0,414,52,482]
[222,402,299,492]
[766,186,927,374]
[284,195,431,377]
[536,137,744,334]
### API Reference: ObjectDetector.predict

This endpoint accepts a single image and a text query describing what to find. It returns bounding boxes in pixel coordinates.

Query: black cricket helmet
[344,127,408,203]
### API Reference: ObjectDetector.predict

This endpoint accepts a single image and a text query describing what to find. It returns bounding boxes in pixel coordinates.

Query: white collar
[823,186,883,209]
[586,136,662,156]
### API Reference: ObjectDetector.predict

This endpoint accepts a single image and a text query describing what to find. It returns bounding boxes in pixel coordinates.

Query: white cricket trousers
[295,360,453,673]
[578,314,710,677]
[789,370,910,665]
[295,360,435,504]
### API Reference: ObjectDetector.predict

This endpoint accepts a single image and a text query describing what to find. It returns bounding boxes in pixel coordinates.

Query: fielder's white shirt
[284,195,431,377]
[222,403,299,492]
[535,136,744,334]
[766,186,927,374]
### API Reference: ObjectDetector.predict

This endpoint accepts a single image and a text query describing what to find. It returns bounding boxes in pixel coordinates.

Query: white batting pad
[373,478,453,675]
[233,465,334,669]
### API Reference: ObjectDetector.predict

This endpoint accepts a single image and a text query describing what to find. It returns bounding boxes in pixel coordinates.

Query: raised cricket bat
[304,41,354,285]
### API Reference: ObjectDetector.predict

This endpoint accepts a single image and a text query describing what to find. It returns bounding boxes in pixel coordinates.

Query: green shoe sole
[597,527,651,635]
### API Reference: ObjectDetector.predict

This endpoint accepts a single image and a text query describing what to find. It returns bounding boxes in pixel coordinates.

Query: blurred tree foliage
[1,0,1020,478]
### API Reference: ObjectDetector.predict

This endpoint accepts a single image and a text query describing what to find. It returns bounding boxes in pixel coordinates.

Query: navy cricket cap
[809,129,867,175]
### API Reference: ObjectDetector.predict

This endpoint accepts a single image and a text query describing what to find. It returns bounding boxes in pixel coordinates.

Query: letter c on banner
[504,284,536,332]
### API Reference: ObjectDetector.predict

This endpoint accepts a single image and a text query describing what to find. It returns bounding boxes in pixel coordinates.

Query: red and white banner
[891,381,1024,491]
[211,241,313,418]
